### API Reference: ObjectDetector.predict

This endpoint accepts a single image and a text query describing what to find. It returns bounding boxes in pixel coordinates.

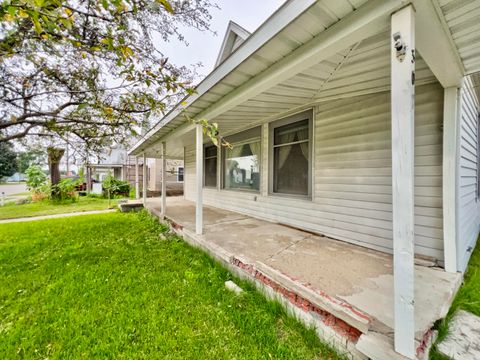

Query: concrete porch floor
[144,196,462,358]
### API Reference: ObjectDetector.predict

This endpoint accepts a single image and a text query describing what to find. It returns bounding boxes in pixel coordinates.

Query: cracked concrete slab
[437,310,480,360]
[266,234,393,296]
[147,197,462,349]
[339,266,461,340]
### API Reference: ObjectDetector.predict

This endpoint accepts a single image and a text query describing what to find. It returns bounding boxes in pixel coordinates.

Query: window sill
[268,191,312,201]
[221,188,260,194]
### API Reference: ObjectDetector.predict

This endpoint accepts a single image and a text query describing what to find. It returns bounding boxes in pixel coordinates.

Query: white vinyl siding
[184,82,445,261]
[458,76,480,271]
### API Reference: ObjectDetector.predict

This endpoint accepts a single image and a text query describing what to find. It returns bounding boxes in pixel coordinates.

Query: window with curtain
[272,118,310,195]
[204,145,217,187]
[224,135,261,191]
[177,167,184,182]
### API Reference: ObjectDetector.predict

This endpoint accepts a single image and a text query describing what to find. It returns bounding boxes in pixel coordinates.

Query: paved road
[0,183,27,196]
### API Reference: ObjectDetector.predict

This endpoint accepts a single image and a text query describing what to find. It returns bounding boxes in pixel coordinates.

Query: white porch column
[196,124,203,235]
[135,157,140,199]
[142,153,147,205]
[261,123,269,197]
[391,5,415,358]
[443,87,461,273]
[161,141,167,219]
[86,166,91,194]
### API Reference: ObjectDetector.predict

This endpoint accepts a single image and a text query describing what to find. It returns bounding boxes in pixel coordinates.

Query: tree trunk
[48,147,65,199]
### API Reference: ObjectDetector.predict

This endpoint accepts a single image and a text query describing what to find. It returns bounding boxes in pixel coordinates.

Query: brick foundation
[231,257,362,343]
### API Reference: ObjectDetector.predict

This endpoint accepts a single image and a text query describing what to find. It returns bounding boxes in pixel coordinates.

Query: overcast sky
[161,0,285,77]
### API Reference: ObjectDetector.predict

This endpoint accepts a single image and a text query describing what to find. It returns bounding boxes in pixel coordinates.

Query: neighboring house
[129,1,480,359]
[85,143,183,194]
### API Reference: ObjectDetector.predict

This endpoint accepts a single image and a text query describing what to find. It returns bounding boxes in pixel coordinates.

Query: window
[224,127,261,191]
[270,111,312,196]
[204,145,217,187]
[177,166,184,182]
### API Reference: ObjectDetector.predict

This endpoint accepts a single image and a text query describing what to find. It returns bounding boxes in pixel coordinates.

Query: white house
[129,1,480,358]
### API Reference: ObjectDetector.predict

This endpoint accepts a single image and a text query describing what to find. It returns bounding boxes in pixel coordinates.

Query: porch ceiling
[436,0,480,75]
[131,0,373,156]
[147,30,436,159]
[132,0,480,159]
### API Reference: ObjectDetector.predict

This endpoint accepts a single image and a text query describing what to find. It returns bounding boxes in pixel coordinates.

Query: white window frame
[222,127,262,193]
[268,109,313,199]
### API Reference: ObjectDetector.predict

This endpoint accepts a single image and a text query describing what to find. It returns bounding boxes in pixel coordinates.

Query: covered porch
[129,0,480,358]
[145,196,461,359]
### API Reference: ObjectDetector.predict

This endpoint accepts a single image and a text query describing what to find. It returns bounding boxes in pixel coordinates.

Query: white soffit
[129,0,370,155]
[436,0,480,75]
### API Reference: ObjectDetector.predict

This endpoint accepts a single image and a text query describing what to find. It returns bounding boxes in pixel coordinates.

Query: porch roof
[129,0,480,158]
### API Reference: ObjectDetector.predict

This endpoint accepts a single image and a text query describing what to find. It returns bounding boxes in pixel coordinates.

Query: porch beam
[443,87,461,273]
[135,157,140,199]
[195,124,203,235]
[391,5,416,359]
[412,0,464,87]
[161,141,167,219]
[142,153,147,205]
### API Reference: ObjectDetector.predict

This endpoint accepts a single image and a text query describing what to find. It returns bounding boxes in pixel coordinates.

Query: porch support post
[195,124,203,235]
[161,141,167,219]
[391,5,415,359]
[142,153,147,205]
[443,87,460,273]
[86,166,91,194]
[135,157,140,199]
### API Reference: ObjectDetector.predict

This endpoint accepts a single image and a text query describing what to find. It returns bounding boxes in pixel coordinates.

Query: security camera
[392,32,407,62]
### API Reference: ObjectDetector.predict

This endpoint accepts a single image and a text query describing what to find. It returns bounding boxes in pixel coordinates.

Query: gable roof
[214,21,251,68]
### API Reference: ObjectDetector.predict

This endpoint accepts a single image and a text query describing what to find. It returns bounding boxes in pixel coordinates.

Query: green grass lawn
[0,212,342,359]
[0,196,118,220]
[430,240,480,359]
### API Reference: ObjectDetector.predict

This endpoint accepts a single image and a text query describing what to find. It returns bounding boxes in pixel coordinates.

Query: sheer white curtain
[277,131,295,169]
[297,127,309,160]
[249,141,261,157]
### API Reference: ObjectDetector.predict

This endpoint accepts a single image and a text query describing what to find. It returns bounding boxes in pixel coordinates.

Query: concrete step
[118,202,144,212]
[437,310,480,360]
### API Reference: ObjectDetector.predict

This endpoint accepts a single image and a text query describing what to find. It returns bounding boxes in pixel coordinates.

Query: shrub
[103,175,130,197]
[25,165,48,201]
[25,165,47,192]
[129,186,136,199]
[51,178,79,202]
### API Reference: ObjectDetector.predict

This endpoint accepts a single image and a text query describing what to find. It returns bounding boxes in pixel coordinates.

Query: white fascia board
[413,0,464,87]
[128,0,318,156]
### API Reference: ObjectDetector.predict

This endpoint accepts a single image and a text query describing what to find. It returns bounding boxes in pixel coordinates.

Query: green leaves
[156,0,174,13]
[185,115,232,149]
[0,0,216,151]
